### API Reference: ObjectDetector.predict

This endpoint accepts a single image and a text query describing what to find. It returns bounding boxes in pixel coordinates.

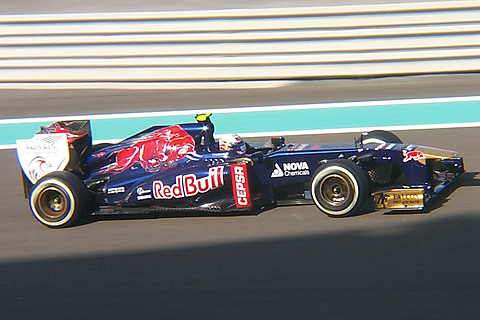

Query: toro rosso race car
[16,113,464,228]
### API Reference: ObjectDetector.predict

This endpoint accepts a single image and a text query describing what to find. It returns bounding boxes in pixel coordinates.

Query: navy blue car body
[17,114,464,227]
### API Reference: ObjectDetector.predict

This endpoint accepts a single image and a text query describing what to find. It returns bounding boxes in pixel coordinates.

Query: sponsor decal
[153,166,224,200]
[374,188,424,209]
[403,150,426,164]
[271,163,284,178]
[391,193,422,200]
[271,161,310,178]
[211,153,229,158]
[137,194,152,201]
[107,186,125,194]
[136,187,152,200]
[137,187,151,195]
[16,133,70,183]
[231,164,252,208]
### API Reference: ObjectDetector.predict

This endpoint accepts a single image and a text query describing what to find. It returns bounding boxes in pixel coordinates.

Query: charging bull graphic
[105,125,196,173]
[403,150,426,165]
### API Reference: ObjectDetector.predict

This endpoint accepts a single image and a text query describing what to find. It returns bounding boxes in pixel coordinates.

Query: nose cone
[413,146,457,159]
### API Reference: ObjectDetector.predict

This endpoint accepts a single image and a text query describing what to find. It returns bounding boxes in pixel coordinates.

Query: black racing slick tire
[361,130,402,145]
[29,171,88,228]
[311,159,370,217]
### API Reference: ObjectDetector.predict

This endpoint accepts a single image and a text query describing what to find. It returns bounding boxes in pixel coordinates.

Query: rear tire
[311,159,370,217]
[29,171,88,228]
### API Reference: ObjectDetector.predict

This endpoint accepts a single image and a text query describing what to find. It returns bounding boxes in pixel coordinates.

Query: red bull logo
[107,125,195,173]
[403,150,426,164]
[153,166,224,199]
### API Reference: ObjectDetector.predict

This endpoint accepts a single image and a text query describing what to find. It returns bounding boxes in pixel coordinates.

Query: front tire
[361,130,403,184]
[361,130,402,145]
[29,171,88,228]
[311,159,370,217]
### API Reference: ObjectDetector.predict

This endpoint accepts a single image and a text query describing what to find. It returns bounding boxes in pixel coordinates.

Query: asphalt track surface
[1,75,480,319]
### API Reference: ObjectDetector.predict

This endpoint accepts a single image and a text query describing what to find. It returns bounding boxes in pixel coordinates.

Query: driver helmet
[218,134,246,155]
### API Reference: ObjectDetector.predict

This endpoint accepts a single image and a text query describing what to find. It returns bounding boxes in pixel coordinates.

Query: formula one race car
[16,113,464,228]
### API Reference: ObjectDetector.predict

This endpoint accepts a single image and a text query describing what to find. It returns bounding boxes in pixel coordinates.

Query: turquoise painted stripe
[2,97,480,147]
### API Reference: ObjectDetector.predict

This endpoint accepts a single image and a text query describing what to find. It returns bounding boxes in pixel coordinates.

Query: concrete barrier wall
[1,1,480,87]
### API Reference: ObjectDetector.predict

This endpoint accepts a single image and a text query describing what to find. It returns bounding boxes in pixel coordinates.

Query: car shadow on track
[2,214,480,320]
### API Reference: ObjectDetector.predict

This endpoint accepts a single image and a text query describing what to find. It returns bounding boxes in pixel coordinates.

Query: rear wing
[16,120,91,196]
